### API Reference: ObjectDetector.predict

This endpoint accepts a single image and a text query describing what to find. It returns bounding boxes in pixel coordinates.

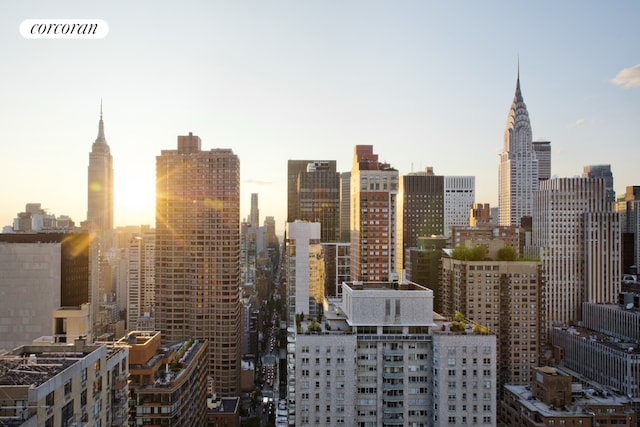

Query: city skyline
[1,2,639,234]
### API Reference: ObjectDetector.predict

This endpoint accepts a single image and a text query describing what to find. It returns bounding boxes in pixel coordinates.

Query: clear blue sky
[1,1,638,234]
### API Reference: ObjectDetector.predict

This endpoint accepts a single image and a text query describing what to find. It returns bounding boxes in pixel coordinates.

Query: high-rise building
[530,177,621,330]
[87,103,114,238]
[441,245,543,387]
[287,280,497,426]
[127,231,155,330]
[249,193,259,227]
[397,170,444,271]
[499,71,539,226]
[444,175,475,235]
[618,186,640,274]
[582,164,615,203]
[155,133,241,396]
[350,145,399,282]
[339,171,351,243]
[287,160,341,243]
[532,140,551,181]
[285,221,324,325]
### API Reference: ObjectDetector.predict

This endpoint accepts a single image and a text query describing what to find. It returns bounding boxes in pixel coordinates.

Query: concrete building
[155,133,241,396]
[285,221,324,325]
[441,245,543,387]
[530,177,621,329]
[350,145,399,282]
[11,203,76,233]
[617,186,640,274]
[288,160,341,243]
[0,232,92,350]
[287,280,497,426]
[119,331,209,427]
[444,176,475,237]
[501,367,636,426]
[0,338,129,427]
[499,71,540,226]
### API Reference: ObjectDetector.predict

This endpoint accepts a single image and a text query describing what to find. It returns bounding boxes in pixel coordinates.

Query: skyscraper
[155,133,241,396]
[87,102,114,237]
[287,160,340,242]
[499,70,539,226]
[531,177,620,330]
[582,164,615,203]
[350,145,398,282]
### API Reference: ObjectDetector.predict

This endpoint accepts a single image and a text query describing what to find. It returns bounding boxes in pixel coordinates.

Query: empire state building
[499,69,539,226]
[87,103,114,237]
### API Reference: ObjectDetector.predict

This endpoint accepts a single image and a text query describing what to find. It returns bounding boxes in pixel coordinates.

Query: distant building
[444,175,475,236]
[288,160,341,243]
[470,203,492,226]
[450,224,521,257]
[502,366,636,426]
[582,164,615,203]
[499,71,540,226]
[0,338,129,427]
[530,177,621,329]
[339,171,351,243]
[120,331,209,427]
[285,221,324,325]
[127,231,155,330]
[10,203,76,232]
[532,140,551,181]
[617,185,640,274]
[397,169,444,271]
[350,145,399,282]
[86,103,114,240]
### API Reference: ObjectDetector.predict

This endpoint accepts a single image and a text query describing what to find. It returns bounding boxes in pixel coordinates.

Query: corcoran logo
[20,19,109,39]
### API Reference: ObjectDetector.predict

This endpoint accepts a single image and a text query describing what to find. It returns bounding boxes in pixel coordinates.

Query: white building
[444,176,475,237]
[499,72,539,226]
[530,177,620,329]
[127,231,156,330]
[287,279,497,426]
[286,221,325,326]
[432,333,497,426]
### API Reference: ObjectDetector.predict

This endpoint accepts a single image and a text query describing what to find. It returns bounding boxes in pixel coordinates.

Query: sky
[1,1,638,235]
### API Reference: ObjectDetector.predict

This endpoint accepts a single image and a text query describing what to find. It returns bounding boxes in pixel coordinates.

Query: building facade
[155,133,241,396]
[444,175,475,237]
[350,145,399,282]
[530,177,621,329]
[441,248,543,387]
[288,160,341,243]
[285,221,325,326]
[498,72,539,226]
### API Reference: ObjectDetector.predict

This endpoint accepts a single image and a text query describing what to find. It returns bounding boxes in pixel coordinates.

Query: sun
[114,173,155,226]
